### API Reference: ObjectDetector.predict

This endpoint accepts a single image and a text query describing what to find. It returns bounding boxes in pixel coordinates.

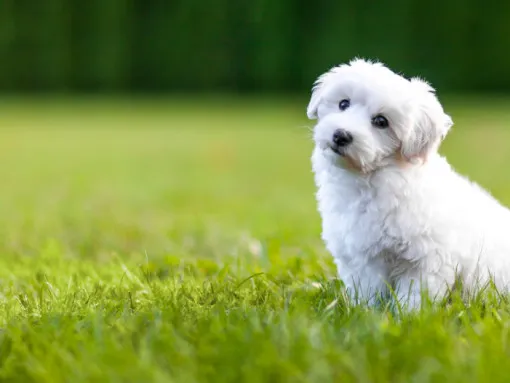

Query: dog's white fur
[308,58,510,308]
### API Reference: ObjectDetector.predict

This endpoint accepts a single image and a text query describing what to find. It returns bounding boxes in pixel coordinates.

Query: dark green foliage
[1,1,510,93]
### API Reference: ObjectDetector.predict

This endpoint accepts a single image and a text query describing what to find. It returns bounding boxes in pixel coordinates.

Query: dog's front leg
[393,275,423,309]
[394,270,451,310]
[337,259,389,307]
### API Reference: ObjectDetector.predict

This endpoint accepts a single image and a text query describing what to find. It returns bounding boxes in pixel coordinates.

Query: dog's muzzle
[332,129,353,147]
[330,129,353,155]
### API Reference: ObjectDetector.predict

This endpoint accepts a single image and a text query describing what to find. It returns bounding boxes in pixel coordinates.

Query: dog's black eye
[372,115,389,128]
[338,99,350,111]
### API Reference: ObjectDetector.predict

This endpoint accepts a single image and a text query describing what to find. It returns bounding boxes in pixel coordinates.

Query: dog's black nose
[332,129,353,147]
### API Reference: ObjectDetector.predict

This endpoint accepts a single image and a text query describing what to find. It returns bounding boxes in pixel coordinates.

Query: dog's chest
[319,184,396,259]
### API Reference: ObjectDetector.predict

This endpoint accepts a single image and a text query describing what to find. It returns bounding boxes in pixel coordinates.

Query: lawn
[0,96,510,382]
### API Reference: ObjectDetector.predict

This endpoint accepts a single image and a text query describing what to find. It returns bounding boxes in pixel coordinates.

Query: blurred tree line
[1,0,509,93]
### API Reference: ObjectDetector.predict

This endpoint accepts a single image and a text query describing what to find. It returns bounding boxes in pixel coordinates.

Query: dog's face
[308,59,453,173]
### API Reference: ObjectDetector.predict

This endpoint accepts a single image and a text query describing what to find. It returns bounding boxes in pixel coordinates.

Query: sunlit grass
[0,96,509,381]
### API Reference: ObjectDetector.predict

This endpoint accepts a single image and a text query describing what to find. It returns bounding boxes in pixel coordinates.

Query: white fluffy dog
[308,58,510,308]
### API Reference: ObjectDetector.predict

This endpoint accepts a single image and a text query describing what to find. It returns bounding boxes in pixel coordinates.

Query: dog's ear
[307,70,334,120]
[400,78,453,160]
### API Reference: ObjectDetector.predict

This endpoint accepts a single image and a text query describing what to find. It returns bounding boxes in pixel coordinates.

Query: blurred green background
[1,0,510,248]
[1,0,510,249]
[1,0,510,94]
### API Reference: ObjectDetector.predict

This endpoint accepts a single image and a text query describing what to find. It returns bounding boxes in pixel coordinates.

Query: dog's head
[308,58,453,173]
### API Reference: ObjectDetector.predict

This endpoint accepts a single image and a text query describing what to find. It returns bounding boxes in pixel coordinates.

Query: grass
[0,95,510,381]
